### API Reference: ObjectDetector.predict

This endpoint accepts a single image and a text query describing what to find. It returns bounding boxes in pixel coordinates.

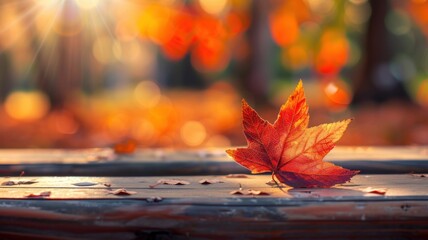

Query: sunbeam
[0,2,42,40]
[94,4,116,40]
[26,0,64,77]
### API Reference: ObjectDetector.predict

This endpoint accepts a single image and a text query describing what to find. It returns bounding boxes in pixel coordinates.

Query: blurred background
[0,0,428,148]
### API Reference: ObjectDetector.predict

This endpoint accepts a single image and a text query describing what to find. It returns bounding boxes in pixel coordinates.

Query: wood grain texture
[0,146,427,176]
[0,175,427,198]
[0,175,427,239]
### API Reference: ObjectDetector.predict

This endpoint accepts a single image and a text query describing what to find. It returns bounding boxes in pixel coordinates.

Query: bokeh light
[345,0,371,26]
[270,12,299,46]
[323,79,352,111]
[386,10,412,36]
[281,43,309,70]
[305,0,335,15]
[106,114,130,138]
[53,111,79,135]
[134,81,162,109]
[199,0,229,16]
[416,79,428,107]
[5,91,50,121]
[0,0,428,148]
[316,30,350,75]
[93,37,120,63]
[131,119,157,146]
[138,4,175,45]
[191,39,229,72]
[180,121,207,147]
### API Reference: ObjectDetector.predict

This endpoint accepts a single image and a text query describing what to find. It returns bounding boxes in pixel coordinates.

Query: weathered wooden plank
[0,175,427,239]
[0,174,426,199]
[2,146,427,164]
[0,199,426,239]
[0,146,428,176]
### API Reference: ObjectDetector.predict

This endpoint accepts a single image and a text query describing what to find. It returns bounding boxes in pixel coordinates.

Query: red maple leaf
[226,81,359,188]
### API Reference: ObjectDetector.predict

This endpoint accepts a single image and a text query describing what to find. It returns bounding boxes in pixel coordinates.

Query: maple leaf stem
[270,172,286,191]
[271,172,279,186]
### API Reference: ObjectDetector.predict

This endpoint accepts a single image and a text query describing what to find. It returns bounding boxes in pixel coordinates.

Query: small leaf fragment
[159,179,190,185]
[265,180,279,186]
[20,180,38,185]
[230,190,245,195]
[2,180,38,186]
[199,179,223,185]
[149,179,190,188]
[411,173,426,178]
[25,191,51,198]
[2,181,15,186]
[363,187,387,195]
[109,188,136,195]
[247,189,270,195]
[230,189,270,196]
[72,182,98,187]
[114,139,137,154]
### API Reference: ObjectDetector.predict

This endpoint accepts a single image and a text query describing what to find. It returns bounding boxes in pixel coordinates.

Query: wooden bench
[1,146,427,176]
[0,147,427,239]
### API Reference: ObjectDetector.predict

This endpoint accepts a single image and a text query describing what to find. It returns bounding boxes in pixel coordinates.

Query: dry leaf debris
[149,179,190,188]
[25,191,51,198]
[199,179,223,185]
[109,188,137,195]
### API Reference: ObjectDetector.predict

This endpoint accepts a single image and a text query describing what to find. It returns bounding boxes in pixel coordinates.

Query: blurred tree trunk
[0,53,12,101]
[157,53,206,89]
[237,1,270,106]
[36,1,82,108]
[15,2,57,106]
[352,0,412,105]
[55,36,82,108]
